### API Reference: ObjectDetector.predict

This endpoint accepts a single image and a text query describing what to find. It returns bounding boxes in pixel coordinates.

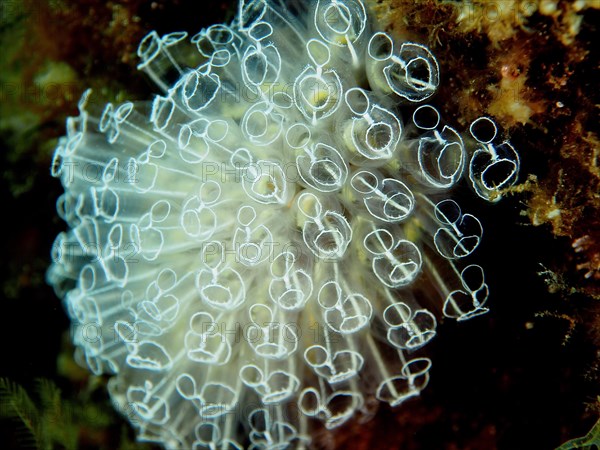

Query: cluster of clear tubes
[48,0,520,448]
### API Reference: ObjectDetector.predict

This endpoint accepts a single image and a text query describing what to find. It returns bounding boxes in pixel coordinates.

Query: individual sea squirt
[47,0,520,448]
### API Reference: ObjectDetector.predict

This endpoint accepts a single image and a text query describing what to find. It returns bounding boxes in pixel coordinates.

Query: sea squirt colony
[48,0,520,448]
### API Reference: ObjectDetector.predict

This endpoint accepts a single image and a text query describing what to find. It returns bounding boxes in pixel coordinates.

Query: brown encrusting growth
[372,0,600,298]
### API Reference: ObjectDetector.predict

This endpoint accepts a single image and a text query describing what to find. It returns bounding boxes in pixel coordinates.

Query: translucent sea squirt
[48,0,520,448]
